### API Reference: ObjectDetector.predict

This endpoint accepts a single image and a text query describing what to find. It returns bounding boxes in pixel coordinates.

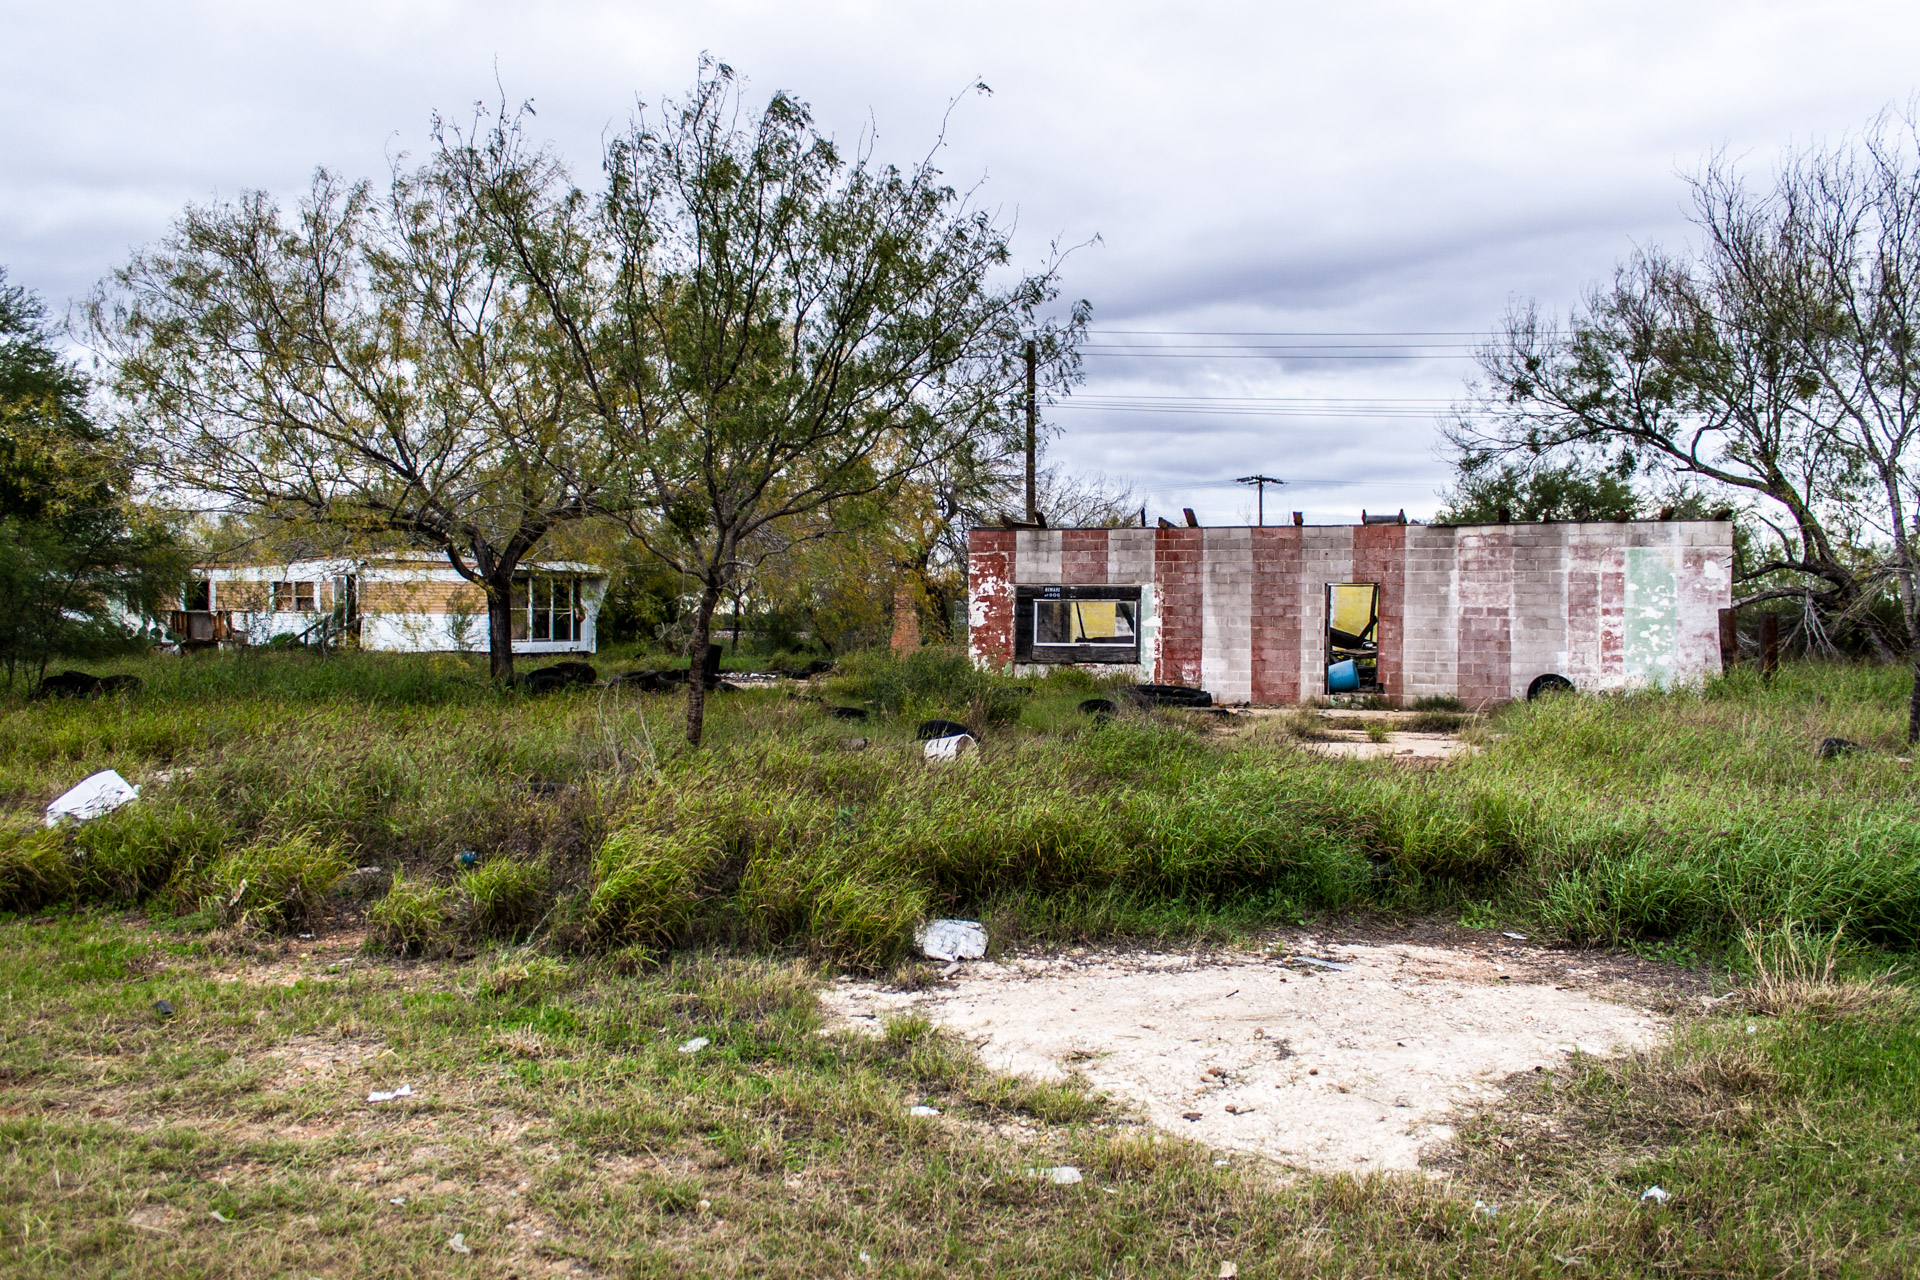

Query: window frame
[1013,584,1143,664]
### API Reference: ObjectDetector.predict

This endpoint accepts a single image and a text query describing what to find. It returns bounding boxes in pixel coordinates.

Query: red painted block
[966,529,1017,667]
[1155,527,1205,686]
[1251,526,1303,703]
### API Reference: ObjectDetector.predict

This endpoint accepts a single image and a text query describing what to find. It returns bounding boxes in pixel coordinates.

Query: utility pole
[1236,474,1285,526]
[1025,339,1038,524]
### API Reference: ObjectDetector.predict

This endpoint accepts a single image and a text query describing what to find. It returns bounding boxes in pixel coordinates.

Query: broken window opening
[271,580,318,613]
[1034,599,1136,648]
[1326,582,1380,694]
[1013,585,1144,664]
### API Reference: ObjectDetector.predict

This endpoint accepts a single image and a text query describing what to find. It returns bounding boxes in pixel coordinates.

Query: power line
[1085,329,1488,337]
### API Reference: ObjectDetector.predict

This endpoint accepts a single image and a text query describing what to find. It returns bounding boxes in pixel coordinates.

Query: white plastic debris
[367,1084,413,1103]
[44,769,139,826]
[915,918,987,961]
[923,733,977,764]
[446,1233,471,1254]
[1286,955,1348,971]
[1640,1185,1671,1204]
[909,1105,941,1117]
[1502,931,1529,941]
[1219,1264,1239,1279]
[1032,1166,1081,1185]
[859,1251,873,1267]
[678,1037,710,1055]
[389,1197,407,1206]
[1473,1199,1499,1219]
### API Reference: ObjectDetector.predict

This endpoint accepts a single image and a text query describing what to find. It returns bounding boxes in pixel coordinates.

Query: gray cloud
[7,0,1918,521]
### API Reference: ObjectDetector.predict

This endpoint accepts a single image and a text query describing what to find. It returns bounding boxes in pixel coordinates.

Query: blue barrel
[1327,659,1360,693]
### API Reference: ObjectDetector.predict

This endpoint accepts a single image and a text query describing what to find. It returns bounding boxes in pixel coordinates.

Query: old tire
[1526,673,1575,701]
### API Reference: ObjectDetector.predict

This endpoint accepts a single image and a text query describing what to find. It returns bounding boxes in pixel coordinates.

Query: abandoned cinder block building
[966,520,1734,706]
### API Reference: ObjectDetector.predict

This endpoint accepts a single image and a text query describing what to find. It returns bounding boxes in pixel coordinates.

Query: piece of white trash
[446,1233,471,1254]
[922,733,977,764]
[44,769,139,826]
[1219,1264,1239,1279]
[678,1037,710,1055]
[209,1211,233,1223]
[1502,932,1529,941]
[1473,1200,1498,1219]
[1039,1166,1081,1185]
[909,1105,941,1117]
[915,919,987,962]
[1640,1186,1671,1204]
[367,1084,413,1103]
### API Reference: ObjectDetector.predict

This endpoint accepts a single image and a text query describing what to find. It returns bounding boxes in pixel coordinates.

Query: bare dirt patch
[824,935,1666,1173]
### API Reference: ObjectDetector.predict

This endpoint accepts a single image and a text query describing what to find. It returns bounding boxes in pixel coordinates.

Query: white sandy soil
[824,940,1663,1172]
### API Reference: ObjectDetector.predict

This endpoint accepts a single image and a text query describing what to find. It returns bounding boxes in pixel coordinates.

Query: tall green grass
[3,650,1918,963]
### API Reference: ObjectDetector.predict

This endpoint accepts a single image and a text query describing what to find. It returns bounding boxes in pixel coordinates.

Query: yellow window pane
[1072,601,1118,640]
[1329,584,1377,637]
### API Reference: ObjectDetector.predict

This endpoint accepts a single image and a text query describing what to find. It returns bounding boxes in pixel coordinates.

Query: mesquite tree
[1453,106,1920,737]
[90,151,615,682]
[450,63,1083,744]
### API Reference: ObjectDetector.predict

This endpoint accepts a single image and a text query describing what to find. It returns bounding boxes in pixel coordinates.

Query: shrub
[367,869,458,956]
[191,828,351,930]
[71,804,226,902]
[0,819,71,912]
[463,857,551,940]
[587,823,721,945]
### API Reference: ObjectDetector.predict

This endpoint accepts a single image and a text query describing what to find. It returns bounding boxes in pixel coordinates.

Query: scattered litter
[389,1197,406,1206]
[1746,1024,1757,1035]
[152,999,175,1019]
[939,961,960,978]
[1219,1264,1239,1279]
[1224,1104,1255,1115]
[696,1198,711,1212]
[1502,932,1529,941]
[923,733,977,764]
[44,769,139,826]
[1039,1166,1082,1185]
[457,850,480,867]
[446,1233,471,1254]
[367,1084,414,1103]
[678,1037,711,1055]
[1640,1185,1671,1204]
[909,1105,941,1117]
[353,866,383,876]
[859,1251,873,1267]
[916,918,987,961]
[1212,1158,1230,1167]
[1554,1256,1586,1268]
[1182,1111,1203,1121]
[209,1210,233,1223]
[1474,1200,1499,1219]
[1285,955,1348,971]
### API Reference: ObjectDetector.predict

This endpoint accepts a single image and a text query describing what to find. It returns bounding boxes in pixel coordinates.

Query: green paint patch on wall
[1624,545,1679,687]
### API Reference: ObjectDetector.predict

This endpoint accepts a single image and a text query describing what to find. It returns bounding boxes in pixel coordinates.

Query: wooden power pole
[1236,474,1284,526]
[1025,339,1038,524]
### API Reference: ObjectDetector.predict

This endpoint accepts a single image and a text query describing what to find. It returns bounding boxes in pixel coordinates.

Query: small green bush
[0,820,71,912]
[587,823,721,945]
[71,804,226,902]
[191,828,351,930]
[367,870,458,956]
[463,857,551,940]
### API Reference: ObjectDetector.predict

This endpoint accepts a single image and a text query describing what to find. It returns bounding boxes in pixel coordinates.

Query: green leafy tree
[448,62,1085,743]
[0,270,184,685]
[90,151,621,683]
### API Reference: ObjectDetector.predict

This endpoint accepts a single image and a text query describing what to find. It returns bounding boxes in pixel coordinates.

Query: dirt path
[825,934,1670,1172]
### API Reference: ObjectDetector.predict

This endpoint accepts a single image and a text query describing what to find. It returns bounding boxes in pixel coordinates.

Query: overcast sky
[7,1,1920,521]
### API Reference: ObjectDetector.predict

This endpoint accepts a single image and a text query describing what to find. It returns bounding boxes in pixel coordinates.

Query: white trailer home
[183,555,609,655]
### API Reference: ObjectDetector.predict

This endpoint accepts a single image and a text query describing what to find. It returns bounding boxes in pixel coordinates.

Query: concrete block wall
[967,521,1733,705]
